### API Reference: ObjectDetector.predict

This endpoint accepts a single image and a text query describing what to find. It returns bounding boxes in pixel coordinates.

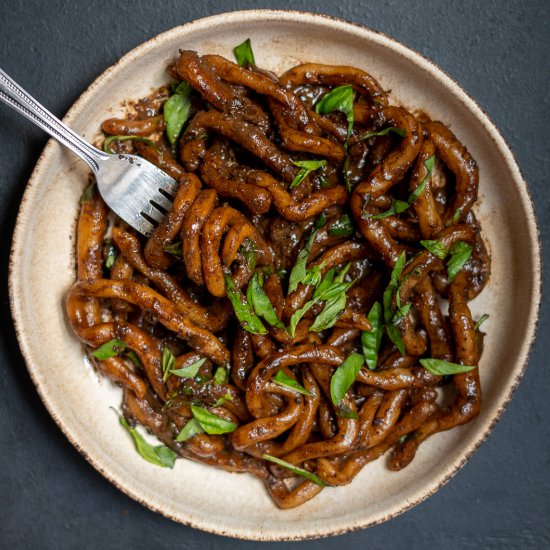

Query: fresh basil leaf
[162,347,176,382]
[175,418,203,442]
[290,159,327,189]
[333,262,351,284]
[451,207,463,225]
[328,214,354,237]
[225,273,267,335]
[190,404,237,435]
[164,82,192,146]
[330,352,364,406]
[447,241,473,282]
[420,239,449,260]
[273,369,311,396]
[79,182,95,204]
[262,454,326,487]
[408,155,435,204]
[288,229,318,294]
[239,239,257,271]
[385,324,406,354]
[213,393,234,407]
[382,251,407,324]
[288,299,316,337]
[474,313,489,331]
[247,272,284,329]
[361,301,383,370]
[302,263,324,287]
[233,38,255,67]
[125,350,141,367]
[359,126,407,140]
[103,135,157,154]
[315,212,327,229]
[419,358,476,375]
[392,303,412,326]
[164,240,182,258]
[213,366,228,385]
[104,240,117,269]
[91,339,126,360]
[119,415,177,468]
[310,291,347,332]
[170,357,206,379]
[337,403,359,419]
[315,85,355,141]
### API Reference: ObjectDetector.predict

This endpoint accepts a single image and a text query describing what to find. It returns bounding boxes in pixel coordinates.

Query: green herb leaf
[119,415,176,468]
[164,240,182,258]
[310,291,347,332]
[103,135,157,154]
[288,299,316,337]
[290,159,327,189]
[162,347,176,382]
[383,252,407,324]
[91,339,126,360]
[225,273,267,335]
[315,84,355,141]
[328,214,354,237]
[175,418,204,442]
[359,126,407,140]
[419,358,476,375]
[302,263,324,287]
[247,272,284,329]
[190,404,237,435]
[125,350,141,367]
[392,303,412,326]
[233,38,255,67]
[288,229,319,294]
[408,155,435,204]
[474,313,489,331]
[337,403,359,419]
[451,207,463,225]
[213,393,234,407]
[262,454,326,487]
[213,366,228,385]
[330,352,364,406]
[239,239,257,271]
[385,324,406,354]
[104,239,117,269]
[170,357,206,379]
[361,301,383,370]
[164,82,192,146]
[273,369,311,396]
[447,241,473,282]
[420,239,449,260]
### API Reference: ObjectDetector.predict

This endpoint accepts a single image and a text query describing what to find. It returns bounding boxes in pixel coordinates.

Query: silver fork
[0,68,177,237]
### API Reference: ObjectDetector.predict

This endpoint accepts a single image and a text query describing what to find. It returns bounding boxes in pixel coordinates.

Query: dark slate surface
[0,1,548,548]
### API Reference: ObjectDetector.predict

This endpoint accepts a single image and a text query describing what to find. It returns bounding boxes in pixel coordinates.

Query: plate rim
[8,8,542,541]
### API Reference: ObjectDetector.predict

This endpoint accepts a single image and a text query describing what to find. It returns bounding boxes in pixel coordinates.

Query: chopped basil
[164,81,192,147]
[302,263,324,287]
[225,273,267,335]
[273,369,311,396]
[239,239,257,271]
[247,272,284,329]
[359,126,407,140]
[330,352,364,406]
[79,182,95,204]
[337,403,359,419]
[419,358,476,375]
[103,135,156,154]
[213,366,228,385]
[164,240,182,258]
[452,207,463,225]
[119,415,177,468]
[169,357,206,379]
[104,240,117,269]
[447,241,473,282]
[420,239,449,260]
[233,38,255,67]
[474,313,489,331]
[175,418,203,442]
[213,393,234,407]
[361,301,383,370]
[366,156,435,220]
[290,159,327,189]
[383,252,407,324]
[125,350,141,367]
[162,347,176,382]
[288,300,316,337]
[91,339,126,360]
[315,84,355,141]
[391,303,412,326]
[385,325,406,354]
[288,228,319,294]
[190,404,237,435]
[262,454,326,487]
[310,291,347,332]
[328,214,354,237]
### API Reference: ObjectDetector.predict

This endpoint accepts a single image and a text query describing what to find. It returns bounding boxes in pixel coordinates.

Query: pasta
[65,42,490,509]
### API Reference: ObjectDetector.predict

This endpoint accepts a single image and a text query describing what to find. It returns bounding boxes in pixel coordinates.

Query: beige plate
[8,9,541,541]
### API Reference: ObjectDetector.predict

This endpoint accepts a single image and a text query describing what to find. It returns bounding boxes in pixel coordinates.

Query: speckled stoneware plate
[9,9,541,541]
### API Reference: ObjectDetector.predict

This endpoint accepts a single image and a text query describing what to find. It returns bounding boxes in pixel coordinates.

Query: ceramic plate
[9,10,541,540]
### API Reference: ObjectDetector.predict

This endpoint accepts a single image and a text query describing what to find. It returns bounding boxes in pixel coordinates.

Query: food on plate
[65,39,490,508]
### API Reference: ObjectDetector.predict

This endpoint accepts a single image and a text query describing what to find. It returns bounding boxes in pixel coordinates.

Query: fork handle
[0,68,107,171]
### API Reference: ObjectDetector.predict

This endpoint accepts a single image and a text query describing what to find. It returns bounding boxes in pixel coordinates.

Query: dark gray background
[1,1,548,548]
